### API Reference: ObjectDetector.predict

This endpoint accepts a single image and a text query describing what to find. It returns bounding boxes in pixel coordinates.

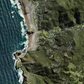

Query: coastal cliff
[17,0,84,84]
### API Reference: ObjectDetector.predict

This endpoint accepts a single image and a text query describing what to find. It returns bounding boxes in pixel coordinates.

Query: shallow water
[0,0,28,84]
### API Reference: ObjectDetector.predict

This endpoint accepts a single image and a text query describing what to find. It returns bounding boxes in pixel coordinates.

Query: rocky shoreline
[14,0,38,67]
[13,0,39,83]
[13,0,38,83]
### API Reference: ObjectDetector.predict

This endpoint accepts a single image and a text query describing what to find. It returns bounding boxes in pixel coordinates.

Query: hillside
[17,0,84,84]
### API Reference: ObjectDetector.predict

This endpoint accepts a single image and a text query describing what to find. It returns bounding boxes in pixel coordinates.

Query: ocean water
[0,0,28,84]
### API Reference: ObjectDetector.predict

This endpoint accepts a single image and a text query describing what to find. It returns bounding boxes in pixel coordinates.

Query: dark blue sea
[0,0,28,84]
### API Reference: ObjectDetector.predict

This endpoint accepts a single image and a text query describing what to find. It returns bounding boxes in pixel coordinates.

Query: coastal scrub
[18,0,84,84]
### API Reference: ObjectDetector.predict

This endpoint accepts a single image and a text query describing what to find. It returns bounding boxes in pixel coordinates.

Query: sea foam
[20,21,25,36]
[10,0,28,84]
[17,68,24,84]
[10,0,28,52]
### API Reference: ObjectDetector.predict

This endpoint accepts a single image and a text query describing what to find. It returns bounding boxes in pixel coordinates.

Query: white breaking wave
[10,0,29,84]
[12,16,14,18]
[10,0,16,8]
[23,34,29,50]
[18,10,24,18]
[20,21,29,51]
[10,0,25,19]
[17,68,24,84]
[20,21,25,36]
[11,11,15,14]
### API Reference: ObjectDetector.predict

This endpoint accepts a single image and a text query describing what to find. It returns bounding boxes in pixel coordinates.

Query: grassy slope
[17,0,84,84]
[17,24,84,84]
[34,0,84,30]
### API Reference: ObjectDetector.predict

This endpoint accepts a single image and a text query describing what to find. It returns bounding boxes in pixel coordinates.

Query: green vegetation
[17,26,84,84]
[18,0,84,84]
[15,54,18,59]
[28,0,84,31]
[33,1,39,29]
[14,51,22,59]
[27,29,34,34]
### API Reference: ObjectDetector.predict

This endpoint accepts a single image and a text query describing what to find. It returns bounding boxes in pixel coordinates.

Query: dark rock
[26,30,34,35]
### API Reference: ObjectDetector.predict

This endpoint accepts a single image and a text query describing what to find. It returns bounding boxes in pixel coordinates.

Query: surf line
[10,0,29,84]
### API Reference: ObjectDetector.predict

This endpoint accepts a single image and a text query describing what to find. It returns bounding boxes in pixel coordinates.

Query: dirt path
[15,0,40,66]
[20,0,37,31]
